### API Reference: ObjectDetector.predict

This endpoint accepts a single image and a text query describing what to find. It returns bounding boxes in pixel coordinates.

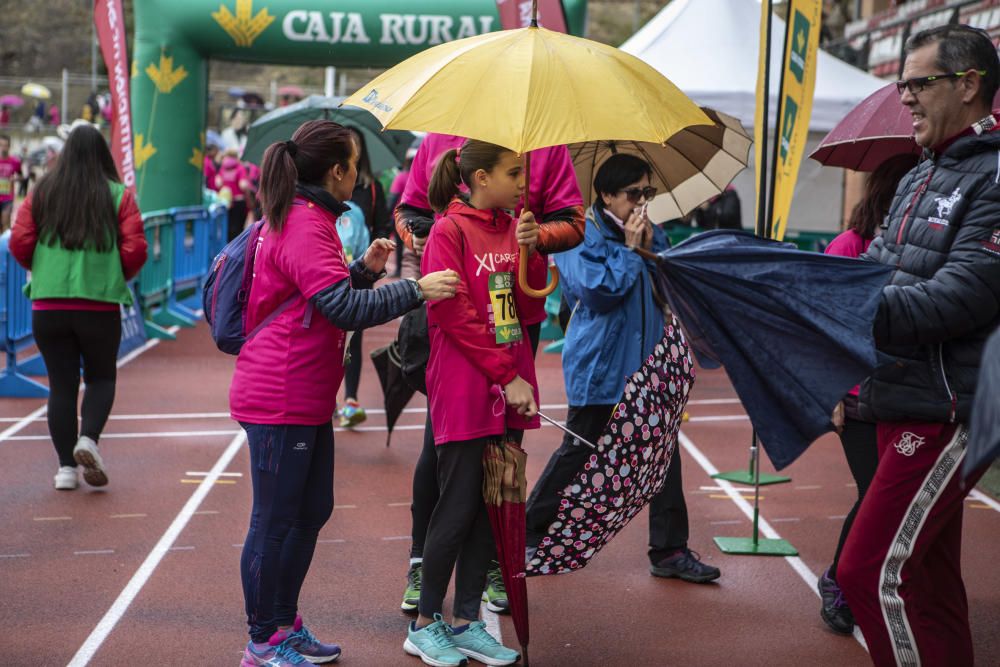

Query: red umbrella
[810,83,921,172]
[812,82,1000,172]
[483,438,530,664]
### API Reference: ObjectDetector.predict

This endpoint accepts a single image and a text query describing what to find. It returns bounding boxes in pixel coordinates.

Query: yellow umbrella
[344,10,710,297]
[21,82,52,100]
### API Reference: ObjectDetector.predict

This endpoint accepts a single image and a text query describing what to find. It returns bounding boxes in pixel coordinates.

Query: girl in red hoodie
[403,140,543,667]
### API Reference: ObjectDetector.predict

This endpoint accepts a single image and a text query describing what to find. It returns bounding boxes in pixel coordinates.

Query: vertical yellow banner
[770,0,821,241]
[753,0,770,234]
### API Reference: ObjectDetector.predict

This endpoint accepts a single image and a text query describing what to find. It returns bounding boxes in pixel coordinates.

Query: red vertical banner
[93,0,135,190]
[496,0,569,32]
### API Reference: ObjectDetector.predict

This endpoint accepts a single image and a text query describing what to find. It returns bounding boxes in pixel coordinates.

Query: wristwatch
[408,278,424,302]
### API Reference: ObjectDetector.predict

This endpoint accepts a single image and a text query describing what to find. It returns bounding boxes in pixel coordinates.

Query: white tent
[620,0,888,232]
[620,0,885,132]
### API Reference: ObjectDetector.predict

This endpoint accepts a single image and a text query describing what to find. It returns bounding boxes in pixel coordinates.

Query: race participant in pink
[0,134,23,232]
[393,132,584,614]
[230,119,458,667]
[404,139,540,667]
[216,148,251,241]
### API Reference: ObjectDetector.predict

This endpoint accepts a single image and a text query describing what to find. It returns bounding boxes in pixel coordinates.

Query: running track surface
[1,319,997,666]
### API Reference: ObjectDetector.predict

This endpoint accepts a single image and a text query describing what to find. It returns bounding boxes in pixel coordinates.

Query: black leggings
[829,417,878,579]
[409,322,541,558]
[32,309,121,467]
[418,438,498,621]
[227,199,248,242]
[342,331,363,400]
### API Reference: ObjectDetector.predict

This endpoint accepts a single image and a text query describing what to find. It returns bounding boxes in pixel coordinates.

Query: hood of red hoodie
[444,197,513,232]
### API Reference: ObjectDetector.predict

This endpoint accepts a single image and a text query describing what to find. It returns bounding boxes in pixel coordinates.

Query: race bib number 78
[488,271,522,344]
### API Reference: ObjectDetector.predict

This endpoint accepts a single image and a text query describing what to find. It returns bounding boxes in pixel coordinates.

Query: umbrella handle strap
[518,248,559,299]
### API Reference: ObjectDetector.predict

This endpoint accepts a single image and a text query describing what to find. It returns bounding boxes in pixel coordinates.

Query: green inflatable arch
[132,0,588,210]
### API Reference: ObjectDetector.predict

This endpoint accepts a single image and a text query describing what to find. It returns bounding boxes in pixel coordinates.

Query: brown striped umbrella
[569,108,751,222]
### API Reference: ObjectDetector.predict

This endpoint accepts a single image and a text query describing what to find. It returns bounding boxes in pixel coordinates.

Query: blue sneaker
[404,613,468,667]
[284,615,342,663]
[241,628,307,666]
[338,400,367,428]
[450,621,520,666]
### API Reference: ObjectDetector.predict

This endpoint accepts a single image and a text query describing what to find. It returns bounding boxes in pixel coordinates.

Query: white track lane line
[678,430,868,651]
[67,431,246,667]
[481,603,502,644]
[969,488,1000,513]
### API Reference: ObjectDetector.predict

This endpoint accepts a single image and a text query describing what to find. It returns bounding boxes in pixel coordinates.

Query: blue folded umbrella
[651,230,893,470]
[964,327,1000,480]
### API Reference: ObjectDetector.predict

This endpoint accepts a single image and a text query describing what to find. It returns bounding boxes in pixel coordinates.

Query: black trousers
[227,199,248,242]
[418,438,497,621]
[32,309,121,467]
[524,404,690,563]
[829,417,878,579]
[409,322,541,559]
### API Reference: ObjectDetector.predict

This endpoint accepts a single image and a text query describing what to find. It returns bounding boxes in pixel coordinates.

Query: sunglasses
[895,70,986,95]
[618,186,658,202]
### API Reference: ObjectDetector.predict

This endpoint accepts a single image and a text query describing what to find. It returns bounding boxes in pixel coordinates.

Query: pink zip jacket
[230,197,350,425]
[401,133,583,325]
[421,198,544,444]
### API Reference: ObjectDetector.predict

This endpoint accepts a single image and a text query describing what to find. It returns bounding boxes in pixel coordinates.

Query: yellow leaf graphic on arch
[134,134,157,169]
[146,54,188,94]
[212,0,275,48]
[189,133,205,170]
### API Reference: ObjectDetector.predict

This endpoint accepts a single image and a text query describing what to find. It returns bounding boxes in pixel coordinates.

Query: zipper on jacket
[897,166,935,245]
[938,343,958,423]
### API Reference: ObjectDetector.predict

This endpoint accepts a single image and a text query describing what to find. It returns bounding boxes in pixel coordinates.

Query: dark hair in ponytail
[259,119,355,231]
[427,139,513,213]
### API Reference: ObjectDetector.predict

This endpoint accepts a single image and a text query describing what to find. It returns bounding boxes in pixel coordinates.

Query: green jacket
[24,181,133,305]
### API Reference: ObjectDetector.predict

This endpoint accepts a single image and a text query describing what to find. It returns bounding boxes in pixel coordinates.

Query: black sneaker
[818,567,855,635]
[650,548,721,583]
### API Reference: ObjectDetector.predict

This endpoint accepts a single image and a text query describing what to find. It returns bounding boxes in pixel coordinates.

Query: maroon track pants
[838,422,984,666]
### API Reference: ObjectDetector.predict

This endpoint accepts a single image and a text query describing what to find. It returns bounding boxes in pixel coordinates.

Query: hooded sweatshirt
[400,133,583,325]
[421,197,544,443]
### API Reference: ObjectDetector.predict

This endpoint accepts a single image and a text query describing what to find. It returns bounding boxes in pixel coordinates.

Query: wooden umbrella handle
[515,151,559,298]
[518,248,559,299]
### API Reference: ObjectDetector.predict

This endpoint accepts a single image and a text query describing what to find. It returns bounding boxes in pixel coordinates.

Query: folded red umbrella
[483,438,530,664]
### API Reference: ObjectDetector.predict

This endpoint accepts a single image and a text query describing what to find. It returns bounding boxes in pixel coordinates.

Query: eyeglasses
[619,186,658,202]
[895,70,987,95]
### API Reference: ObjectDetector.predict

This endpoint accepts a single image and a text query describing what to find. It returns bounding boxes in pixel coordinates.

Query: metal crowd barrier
[0,232,49,397]
[0,201,225,398]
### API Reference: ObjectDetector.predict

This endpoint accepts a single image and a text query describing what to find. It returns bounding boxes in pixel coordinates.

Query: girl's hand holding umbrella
[516,211,539,255]
[504,376,538,418]
[416,269,460,300]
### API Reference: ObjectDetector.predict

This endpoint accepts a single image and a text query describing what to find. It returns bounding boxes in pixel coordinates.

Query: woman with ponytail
[402,140,542,667]
[230,119,459,667]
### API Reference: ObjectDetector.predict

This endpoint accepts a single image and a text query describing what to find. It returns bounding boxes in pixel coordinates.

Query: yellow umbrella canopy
[346,22,711,297]
[21,82,52,100]
[344,26,710,154]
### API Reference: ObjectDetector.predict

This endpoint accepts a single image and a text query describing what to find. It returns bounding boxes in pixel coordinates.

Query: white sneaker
[73,436,108,487]
[54,466,79,490]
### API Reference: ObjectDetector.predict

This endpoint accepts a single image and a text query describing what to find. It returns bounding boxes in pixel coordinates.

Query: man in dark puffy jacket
[837,25,1000,667]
